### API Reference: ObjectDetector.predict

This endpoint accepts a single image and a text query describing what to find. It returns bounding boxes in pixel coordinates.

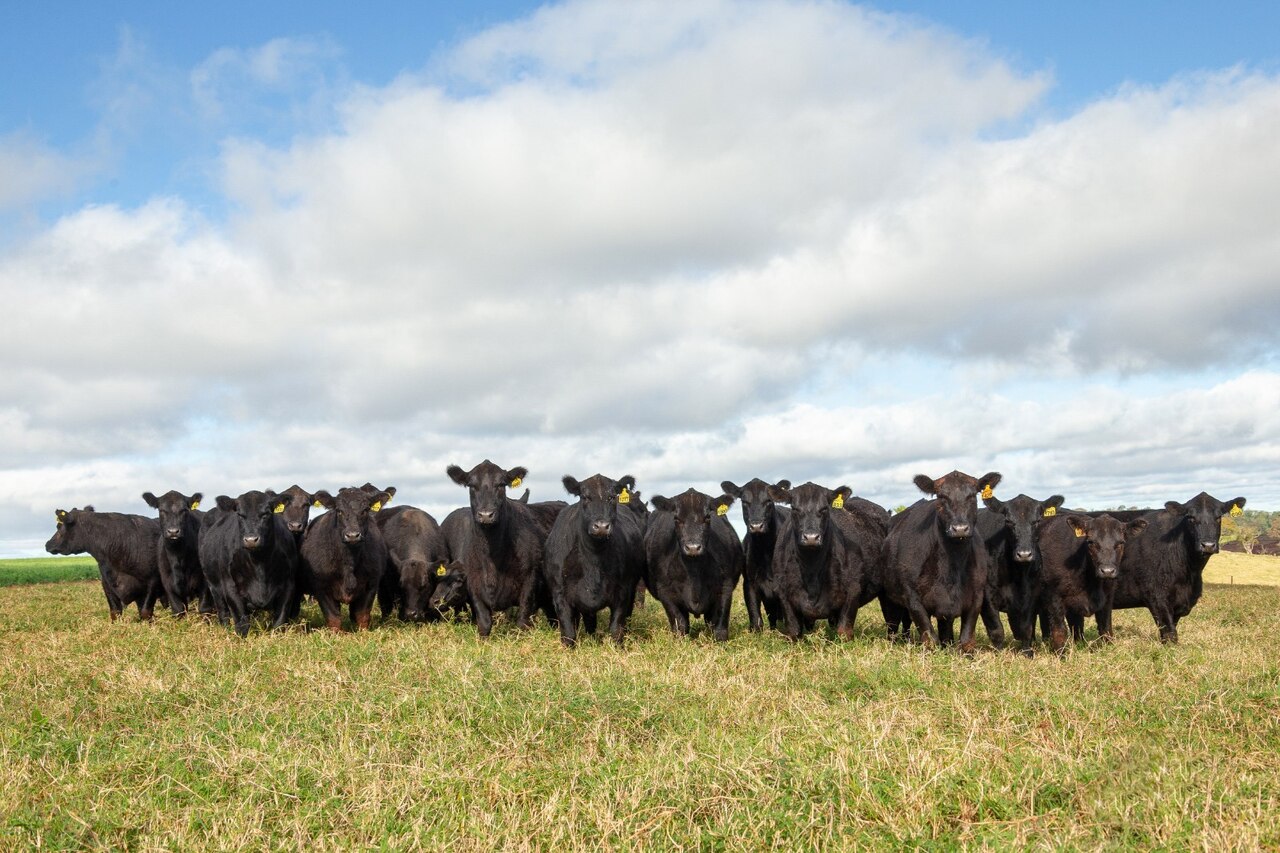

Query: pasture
[1,557,1278,849]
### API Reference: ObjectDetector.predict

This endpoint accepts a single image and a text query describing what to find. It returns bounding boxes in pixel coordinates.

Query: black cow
[376,505,451,622]
[1111,492,1246,642]
[880,471,1001,652]
[1037,513,1147,652]
[446,459,548,637]
[428,560,471,620]
[644,488,743,641]
[976,493,1065,653]
[721,478,791,633]
[276,485,316,542]
[301,487,392,631]
[46,506,163,621]
[141,490,213,617]
[199,490,299,636]
[769,482,883,641]
[544,474,645,647]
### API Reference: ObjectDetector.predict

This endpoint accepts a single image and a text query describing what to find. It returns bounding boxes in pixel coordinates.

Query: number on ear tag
[716,504,729,516]
[1230,504,1243,517]
[510,477,522,489]
[273,504,285,514]
[313,500,323,509]
[1073,526,1085,538]
[618,487,631,505]
[1043,506,1056,517]
[435,564,447,577]
[831,494,845,509]
[371,501,382,512]
[190,500,201,510]
[981,485,994,500]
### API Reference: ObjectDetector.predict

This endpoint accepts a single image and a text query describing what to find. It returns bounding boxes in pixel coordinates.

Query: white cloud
[0,131,93,210]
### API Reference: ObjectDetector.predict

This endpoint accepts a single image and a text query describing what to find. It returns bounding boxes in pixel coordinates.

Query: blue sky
[2,0,1278,555]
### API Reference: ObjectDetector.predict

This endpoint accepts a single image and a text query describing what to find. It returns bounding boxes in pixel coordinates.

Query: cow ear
[616,475,636,493]
[1164,500,1184,515]
[189,493,203,510]
[713,494,735,516]
[216,496,237,512]
[369,491,391,511]
[650,495,675,512]
[720,481,741,498]
[516,488,530,503]
[562,476,582,497]
[1224,497,1247,517]
[505,467,528,489]
[1065,515,1090,538]
[982,494,1003,511]
[382,486,396,502]
[913,475,936,496]
[1126,519,1148,537]
[447,465,469,486]
[774,479,791,492]
[55,508,68,522]
[767,484,791,503]
[312,491,335,510]
[977,473,1001,498]
[142,492,159,508]
[1042,495,1064,516]
[82,505,95,513]
[831,486,852,509]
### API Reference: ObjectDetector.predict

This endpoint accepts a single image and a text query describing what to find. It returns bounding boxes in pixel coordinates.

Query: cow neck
[472,508,514,563]
[1178,519,1213,579]
[937,515,978,580]
[794,517,836,572]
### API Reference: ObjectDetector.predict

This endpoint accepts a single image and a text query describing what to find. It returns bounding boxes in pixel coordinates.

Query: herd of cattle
[44,460,1248,654]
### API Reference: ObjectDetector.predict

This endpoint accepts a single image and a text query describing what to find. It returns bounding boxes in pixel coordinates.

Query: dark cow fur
[199,490,299,636]
[446,459,547,637]
[301,486,392,631]
[142,489,213,617]
[644,488,743,641]
[376,505,451,622]
[544,474,645,647]
[1037,513,1147,653]
[47,506,163,621]
[880,471,1001,652]
[721,478,790,633]
[1111,492,1246,642]
[770,482,883,641]
[976,493,1064,653]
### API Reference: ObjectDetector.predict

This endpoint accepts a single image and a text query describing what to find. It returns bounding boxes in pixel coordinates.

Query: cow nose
[947,523,971,539]
[800,532,822,548]
[1014,549,1034,562]
[1200,541,1218,554]
[747,522,766,534]
[164,528,182,540]
[343,531,363,544]
[682,542,704,557]
[287,522,304,533]
[1098,565,1118,578]
[476,510,497,525]
[242,535,261,549]
[590,521,612,538]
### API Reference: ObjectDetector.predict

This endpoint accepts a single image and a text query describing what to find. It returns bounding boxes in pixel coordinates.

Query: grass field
[2,563,1278,849]
[0,556,98,587]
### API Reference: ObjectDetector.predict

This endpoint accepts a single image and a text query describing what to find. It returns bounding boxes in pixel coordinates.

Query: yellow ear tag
[618,487,631,505]
[371,501,382,512]
[1043,506,1057,517]
[1230,504,1243,517]
[313,499,323,509]
[831,494,845,509]
[1074,526,1085,538]
[190,500,201,510]
[716,504,729,516]
[981,485,994,500]
[273,504,285,514]
[509,477,522,489]
[436,564,447,577]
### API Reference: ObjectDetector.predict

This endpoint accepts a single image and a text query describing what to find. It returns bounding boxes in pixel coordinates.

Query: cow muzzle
[1014,548,1034,562]
[747,521,767,535]
[799,532,822,549]
[476,510,497,526]
[946,523,972,539]
[681,541,705,557]
[287,522,304,534]
[1199,541,1219,555]
[342,531,363,545]
[242,535,262,549]
[589,521,612,539]
[1097,565,1119,579]
[164,528,183,541]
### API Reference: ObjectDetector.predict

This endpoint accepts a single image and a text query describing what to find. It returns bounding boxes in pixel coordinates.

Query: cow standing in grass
[46,506,163,621]
[644,488,743,641]
[770,482,883,642]
[721,478,791,633]
[376,504,451,622]
[301,487,392,631]
[446,460,548,637]
[199,490,299,637]
[1111,492,1246,643]
[142,490,213,618]
[976,493,1064,653]
[880,471,1001,652]
[1037,513,1147,652]
[544,474,646,647]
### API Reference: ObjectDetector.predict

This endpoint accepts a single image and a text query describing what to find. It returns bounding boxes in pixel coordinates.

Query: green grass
[0,556,98,587]
[2,568,1279,849]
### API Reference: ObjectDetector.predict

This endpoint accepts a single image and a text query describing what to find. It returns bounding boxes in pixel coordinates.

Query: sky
[2,0,1278,556]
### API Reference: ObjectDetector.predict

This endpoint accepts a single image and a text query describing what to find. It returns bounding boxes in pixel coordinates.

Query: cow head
[563,474,636,540]
[983,493,1064,563]
[397,549,451,622]
[1065,514,1148,579]
[650,488,734,557]
[771,482,848,550]
[312,486,391,546]
[915,470,1001,540]
[45,506,95,555]
[722,478,790,536]
[277,485,315,537]
[1163,492,1247,556]
[447,460,527,527]
[428,560,469,616]
[214,490,284,552]
[142,490,202,544]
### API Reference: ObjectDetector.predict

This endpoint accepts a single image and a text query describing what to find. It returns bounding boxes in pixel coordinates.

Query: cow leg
[660,599,689,637]
[270,584,296,632]
[582,611,598,636]
[315,593,344,633]
[957,606,980,656]
[743,579,764,634]
[376,576,397,622]
[607,605,628,647]
[1010,607,1036,657]
[515,577,538,630]
[937,618,955,646]
[1067,612,1084,643]
[158,555,186,618]
[901,589,939,648]
[97,562,124,621]
[1095,607,1115,643]
[1044,602,1068,655]
[979,597,1005,650]
[879,597,909,642]
[139,579,162,622]
[197,585,217,618]
[473,601,495,638]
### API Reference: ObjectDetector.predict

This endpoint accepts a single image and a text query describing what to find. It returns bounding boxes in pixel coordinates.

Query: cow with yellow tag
[644,487,743,642]
[720,478,793,633]
[976,491,1066,653]
[369,495,452,624]
[198,489,300,636]
[141,489,213,618]
[300,486,393,632]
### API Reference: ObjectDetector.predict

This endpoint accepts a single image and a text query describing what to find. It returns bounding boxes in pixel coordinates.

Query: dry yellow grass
[1204,551,1280,586]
